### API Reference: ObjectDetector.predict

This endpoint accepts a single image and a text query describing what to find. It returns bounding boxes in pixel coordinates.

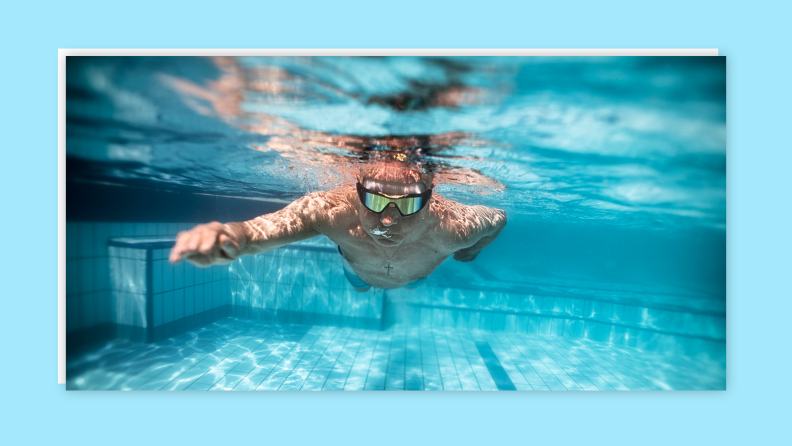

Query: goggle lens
[357,183,430,216]
[364,193,424,215]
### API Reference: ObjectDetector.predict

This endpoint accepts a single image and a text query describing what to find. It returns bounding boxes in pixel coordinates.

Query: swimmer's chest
[338,237,449,283]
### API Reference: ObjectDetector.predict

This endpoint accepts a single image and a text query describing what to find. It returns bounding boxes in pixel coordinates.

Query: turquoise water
[66,56,725,390]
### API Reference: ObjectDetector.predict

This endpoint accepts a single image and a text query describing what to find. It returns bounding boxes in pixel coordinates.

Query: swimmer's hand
[169,221,245,267]
[453,248,480,263]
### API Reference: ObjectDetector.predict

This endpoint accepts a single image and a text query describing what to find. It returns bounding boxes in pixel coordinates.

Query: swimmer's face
[356,166,433,247]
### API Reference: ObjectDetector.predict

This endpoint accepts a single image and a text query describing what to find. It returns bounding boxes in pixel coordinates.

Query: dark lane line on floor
[473,340,517,391]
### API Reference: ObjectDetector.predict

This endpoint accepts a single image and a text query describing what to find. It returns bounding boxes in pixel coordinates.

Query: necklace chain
[378,227,417,277]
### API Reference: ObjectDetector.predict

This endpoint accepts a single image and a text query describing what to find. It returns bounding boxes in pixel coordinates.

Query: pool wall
[66,221,725,361]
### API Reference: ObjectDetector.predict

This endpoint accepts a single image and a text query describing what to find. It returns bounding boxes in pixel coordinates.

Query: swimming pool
[65,56,726,390]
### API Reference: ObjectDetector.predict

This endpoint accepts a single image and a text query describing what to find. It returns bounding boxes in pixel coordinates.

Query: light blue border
[2,0,790,444]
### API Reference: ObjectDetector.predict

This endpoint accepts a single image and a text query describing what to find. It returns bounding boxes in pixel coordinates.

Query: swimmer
[169,162,506,291]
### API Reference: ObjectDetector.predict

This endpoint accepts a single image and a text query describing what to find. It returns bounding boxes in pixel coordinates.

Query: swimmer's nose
[380,204,400,226]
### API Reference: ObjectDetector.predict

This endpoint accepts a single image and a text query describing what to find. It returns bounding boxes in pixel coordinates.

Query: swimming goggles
[356,182,432,217]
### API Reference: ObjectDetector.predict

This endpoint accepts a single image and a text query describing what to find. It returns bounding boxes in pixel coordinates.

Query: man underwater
[169,161,506,292]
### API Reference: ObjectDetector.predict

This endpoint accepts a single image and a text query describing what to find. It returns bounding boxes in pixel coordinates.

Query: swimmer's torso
[312,185,465,289]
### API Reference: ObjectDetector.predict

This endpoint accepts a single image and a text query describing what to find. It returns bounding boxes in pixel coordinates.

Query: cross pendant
[384,261,393,277]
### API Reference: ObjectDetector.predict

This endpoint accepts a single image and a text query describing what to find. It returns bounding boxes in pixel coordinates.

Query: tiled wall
[385,287,726,359]
[228,236,385,329]
[108,246,230,330]
[66,224,384,338]
[66,221,724,359]
[66,222,201,333]
[150,247,230,327]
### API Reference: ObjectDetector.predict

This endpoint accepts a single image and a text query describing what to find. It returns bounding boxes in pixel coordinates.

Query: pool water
[67,319,724,391]
[65,56,726,390]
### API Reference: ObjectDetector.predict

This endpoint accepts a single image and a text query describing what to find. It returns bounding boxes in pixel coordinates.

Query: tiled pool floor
[66,318,725,391]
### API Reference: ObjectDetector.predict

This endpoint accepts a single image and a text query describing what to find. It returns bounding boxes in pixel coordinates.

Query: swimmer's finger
[169,247,181,264]
[184,231,200,252]
[170,232,191,263]
[218,234,240,259]
[172,230,205,263]
[182,251,211,267]
[198,227,219,253]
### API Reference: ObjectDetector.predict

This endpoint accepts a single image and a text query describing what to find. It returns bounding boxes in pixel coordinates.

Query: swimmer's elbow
[491,209,507,233]
[497,209,507,225]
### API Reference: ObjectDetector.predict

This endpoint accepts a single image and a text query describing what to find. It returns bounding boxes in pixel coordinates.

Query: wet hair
[358,158,434,190]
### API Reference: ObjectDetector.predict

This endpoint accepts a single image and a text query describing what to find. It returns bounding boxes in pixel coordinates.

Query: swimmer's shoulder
[301,184,359,232]
[426,196,503,248]
[423,195,469,250]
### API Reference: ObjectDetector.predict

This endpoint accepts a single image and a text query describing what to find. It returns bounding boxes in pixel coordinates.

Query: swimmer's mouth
[369,228,392,239]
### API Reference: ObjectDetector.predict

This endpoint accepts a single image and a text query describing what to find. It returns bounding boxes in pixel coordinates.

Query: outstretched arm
[452,206,507,262]
[169,192,325,266]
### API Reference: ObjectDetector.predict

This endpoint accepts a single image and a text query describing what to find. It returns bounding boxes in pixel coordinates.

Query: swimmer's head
[356,161,434,245]
[358,162,434,195]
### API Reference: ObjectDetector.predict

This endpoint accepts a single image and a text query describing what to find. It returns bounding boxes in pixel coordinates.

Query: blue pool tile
[186,263,196,287]
[248,281,263,308]
[77,223,92,258]
[164,291,174,324]
[565,320,584,338]
[322,380,347,391]
[194,285,204,314]
[203,283,213,310]
[613,304,625,322]
[600,303,614,321]
[66,224,78,259]
[120,223,135,237]
[259,281,277,309]
[622,305,638,324]
[292,258,306,286]
[153,260,163,294]
[80,293,96,328]
[490,313,506,331]
[81,259,94,294]
[479,313,493,331]
[519,295,537,312]
[464,312,479,331]
[144,223,159,237]
[174,262,184,289]
[95,258,110,291]
[589,300,601,318]
[94,224,110,257]
[66,259,80,295]
[503,315,517,332]
[184,286,195,316]
[538,296,553,312]
[213,280,223,307]
[536,317,550,335]
[550,318,564,336]
[474,338,517,391]
[174,289,185,321]
[155,223,168,236]
[163,261,174,292]
[132,223,146,237]
[152,293,162,327]
[341,289,357,318]
[301,377,328,391]
[233,280,247,307]
[274,284,290,311]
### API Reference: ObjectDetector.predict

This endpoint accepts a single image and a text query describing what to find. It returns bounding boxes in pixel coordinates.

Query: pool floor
[66,318,725,391]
